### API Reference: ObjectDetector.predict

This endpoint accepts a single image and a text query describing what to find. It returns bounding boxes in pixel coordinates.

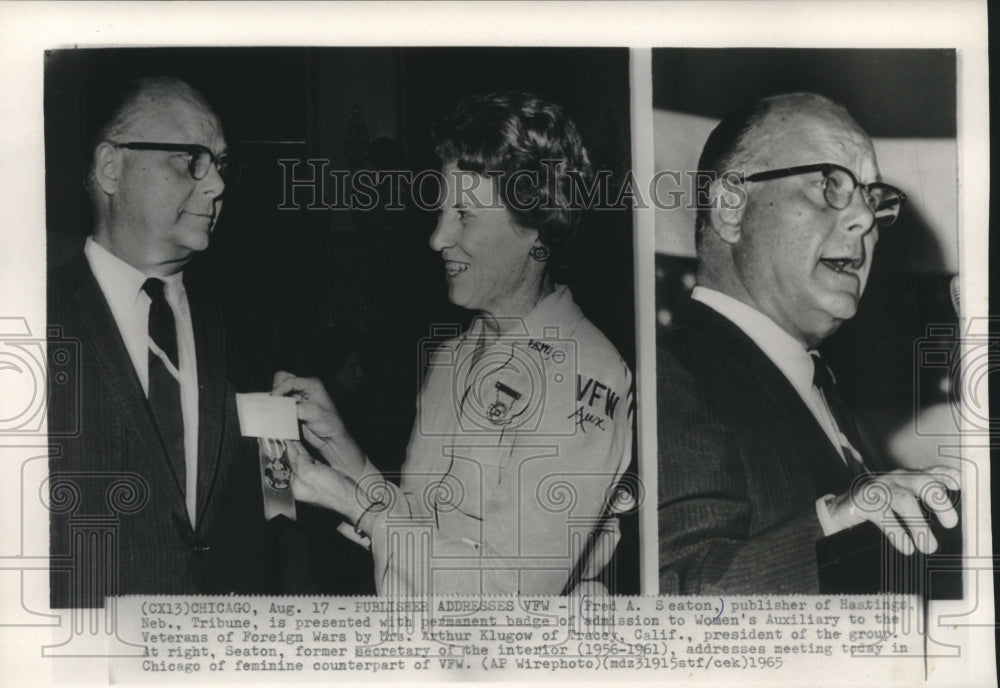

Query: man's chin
[181,238,211,255]
[829,289,861,317]
[813,295,859,332]
[176,224,213,252]
[794,292,857,342]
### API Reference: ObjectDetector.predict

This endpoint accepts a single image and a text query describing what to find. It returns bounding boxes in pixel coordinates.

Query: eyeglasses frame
[108,141,232,183]
[744,162,907,226]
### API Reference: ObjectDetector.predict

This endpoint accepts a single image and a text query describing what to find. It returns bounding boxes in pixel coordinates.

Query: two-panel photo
[44,47,961,608]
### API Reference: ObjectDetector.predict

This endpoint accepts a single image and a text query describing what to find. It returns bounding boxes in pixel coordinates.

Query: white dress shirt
[691,286,855,535]
[85,237,200,525]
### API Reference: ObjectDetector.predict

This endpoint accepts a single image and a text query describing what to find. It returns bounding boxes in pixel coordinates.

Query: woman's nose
[429,211,456,251]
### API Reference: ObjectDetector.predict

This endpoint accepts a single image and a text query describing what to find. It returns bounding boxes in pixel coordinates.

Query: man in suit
[657,92,960,594]
[48,77,276,607]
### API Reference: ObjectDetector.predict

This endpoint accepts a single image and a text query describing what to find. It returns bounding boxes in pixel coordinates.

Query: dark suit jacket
[657,298,892,594]
[48,254,278,607]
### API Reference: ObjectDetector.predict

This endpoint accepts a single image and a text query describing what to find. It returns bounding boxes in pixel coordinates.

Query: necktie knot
[142,277,167,303]
[811,353,835,392]
[144,278,177,368]
[811,352,868,477]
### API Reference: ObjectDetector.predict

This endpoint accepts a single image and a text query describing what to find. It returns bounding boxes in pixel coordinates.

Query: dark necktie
[143,278,185,491]
[811,353,868,478]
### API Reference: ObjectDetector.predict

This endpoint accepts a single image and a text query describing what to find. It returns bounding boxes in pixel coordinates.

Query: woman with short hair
[275,91,633,596]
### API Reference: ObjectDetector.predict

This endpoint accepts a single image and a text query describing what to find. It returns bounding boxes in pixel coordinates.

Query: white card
[235,393,300,439]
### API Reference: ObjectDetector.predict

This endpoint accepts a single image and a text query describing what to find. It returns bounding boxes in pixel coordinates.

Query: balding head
[87,77,221,195]
[89,77,227,276]
[695,93,869,247]
[694,93,884,348]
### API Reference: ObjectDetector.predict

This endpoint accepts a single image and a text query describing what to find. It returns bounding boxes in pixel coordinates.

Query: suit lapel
[186,276,227,530]
[686,300,856,490]
[63,257,190,513]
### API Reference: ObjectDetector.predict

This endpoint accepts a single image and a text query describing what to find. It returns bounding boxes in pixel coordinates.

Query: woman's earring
[530,243,550,262]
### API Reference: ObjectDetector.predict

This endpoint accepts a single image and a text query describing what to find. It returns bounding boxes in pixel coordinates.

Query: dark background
[653,49,956,138]
[44,47,638,594]
[652,48,960,466]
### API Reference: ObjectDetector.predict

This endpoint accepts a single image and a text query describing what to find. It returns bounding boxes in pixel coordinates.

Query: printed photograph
[652,48,964,596]
[43,46,640,606]
[2,3,991,684]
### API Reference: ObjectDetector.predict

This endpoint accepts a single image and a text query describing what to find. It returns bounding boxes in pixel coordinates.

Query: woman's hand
[285,440,362,522]
[272,371,365,478]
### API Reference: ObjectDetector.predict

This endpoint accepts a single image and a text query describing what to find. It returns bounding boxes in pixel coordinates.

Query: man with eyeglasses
[657,92,960,594]
[47,76,276,606]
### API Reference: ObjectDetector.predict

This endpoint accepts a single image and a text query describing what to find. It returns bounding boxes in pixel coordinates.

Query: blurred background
[44,47,639,593]
[651,48,961,471]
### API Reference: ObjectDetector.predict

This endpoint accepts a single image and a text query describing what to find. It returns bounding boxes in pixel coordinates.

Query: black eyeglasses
[110,141,235,184]
[745,163,907,227]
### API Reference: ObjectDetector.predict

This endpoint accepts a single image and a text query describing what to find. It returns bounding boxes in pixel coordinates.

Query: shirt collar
[522,283,582,339]
[85,236,185,306]
[691,286,817,399]
[466,284,582,343]
[85,236,149,311]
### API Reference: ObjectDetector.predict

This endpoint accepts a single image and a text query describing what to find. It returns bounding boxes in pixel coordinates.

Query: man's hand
[825,466,961,555]
[272,371,365,478]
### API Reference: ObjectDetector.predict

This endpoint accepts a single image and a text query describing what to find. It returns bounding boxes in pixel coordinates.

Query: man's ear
[93,142,122,195]
[707,176,746,245]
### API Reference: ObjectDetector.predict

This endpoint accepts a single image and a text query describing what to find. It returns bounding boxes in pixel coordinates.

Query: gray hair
[86,76,218,193]
[694,92,859,249]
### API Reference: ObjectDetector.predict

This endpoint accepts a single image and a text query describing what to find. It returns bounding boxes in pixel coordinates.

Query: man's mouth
[819,257,858,276]
[181,210,216,223]
[444,260,469,277]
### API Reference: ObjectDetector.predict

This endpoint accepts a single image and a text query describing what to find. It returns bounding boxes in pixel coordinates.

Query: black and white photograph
[0,2,992,687]
[652,48,964,596]
[43,46,640,606]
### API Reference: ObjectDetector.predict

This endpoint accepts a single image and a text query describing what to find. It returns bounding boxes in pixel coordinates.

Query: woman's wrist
[354,472,390,530]
[353,497,385,538]
[319,435,367,479]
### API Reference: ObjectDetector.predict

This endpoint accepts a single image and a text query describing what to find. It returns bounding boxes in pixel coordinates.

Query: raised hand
[826,465,961,555]
[272,371,365,477]
[284,440,362,522]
